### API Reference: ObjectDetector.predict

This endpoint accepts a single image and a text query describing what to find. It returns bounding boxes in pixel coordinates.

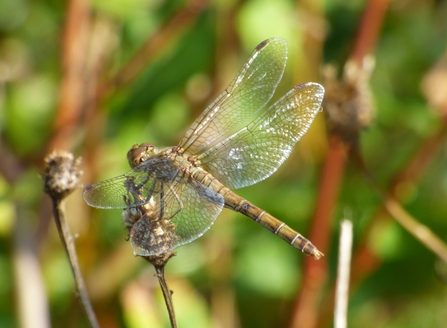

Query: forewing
[179,37,288,155]
[199,83,324,189]
[83,157,179,209]
[83,170,160,209]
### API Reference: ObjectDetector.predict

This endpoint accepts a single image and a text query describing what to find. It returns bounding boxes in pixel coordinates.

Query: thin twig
[144,254,177,328]
[43,151,100,328]
[334,218,353,328]
[382,192,447,263]
[154,264,177,328]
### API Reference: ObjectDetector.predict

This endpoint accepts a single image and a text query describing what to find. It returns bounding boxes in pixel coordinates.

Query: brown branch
[144,253,177,328]
[350,0,390,64]
[49,0,91,152]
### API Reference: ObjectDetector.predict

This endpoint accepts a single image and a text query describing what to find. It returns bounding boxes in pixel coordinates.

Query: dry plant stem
[289,135,348,328]
[155,265,177,328]
[381,193,447,263]
[44,152,99,328]
[51,199,100,328]
[13,205,50,328]
[144,255,177,328]
[334,219,353,328]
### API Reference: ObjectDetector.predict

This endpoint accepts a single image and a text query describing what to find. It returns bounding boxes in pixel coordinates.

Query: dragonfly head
[127,143,156,168]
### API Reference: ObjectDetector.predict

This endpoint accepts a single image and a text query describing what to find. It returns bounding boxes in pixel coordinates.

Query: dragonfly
[83,37,324,260]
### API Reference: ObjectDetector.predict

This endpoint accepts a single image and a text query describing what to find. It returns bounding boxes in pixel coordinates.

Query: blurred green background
[1,0,447,327]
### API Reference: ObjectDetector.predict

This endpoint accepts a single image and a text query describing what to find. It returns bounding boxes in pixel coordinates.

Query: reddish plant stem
[289,136,348,328]
[50,0,90,151]
[350,0,390,64]
[392,119,447,186]
[290,1,390,327]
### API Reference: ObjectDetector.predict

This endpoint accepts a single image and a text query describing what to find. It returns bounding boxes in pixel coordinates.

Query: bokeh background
[1,0,447,327]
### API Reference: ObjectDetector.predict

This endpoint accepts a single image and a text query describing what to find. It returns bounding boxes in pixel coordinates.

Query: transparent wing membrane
[179,38,288,155]
[200,83,324,189]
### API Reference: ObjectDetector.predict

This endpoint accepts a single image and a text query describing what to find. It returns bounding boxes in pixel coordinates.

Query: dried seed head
[322,56,375,143]
[44,151,82,200]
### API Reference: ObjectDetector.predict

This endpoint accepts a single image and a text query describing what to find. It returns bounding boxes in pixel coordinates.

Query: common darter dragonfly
[84,37,324,260]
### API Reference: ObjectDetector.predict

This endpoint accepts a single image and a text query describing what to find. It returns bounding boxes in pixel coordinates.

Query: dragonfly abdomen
[224,189,323,260]
[189,167,323,259]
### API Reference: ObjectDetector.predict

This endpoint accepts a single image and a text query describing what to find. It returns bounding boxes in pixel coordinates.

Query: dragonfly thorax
[127,143,157,168]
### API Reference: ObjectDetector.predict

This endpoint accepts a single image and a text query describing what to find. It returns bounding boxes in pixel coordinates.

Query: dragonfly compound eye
[127,143,155,168]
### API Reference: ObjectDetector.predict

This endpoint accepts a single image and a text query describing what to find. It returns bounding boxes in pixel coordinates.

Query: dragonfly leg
[123,175,157,206]
[159,183,165,220]
[160,183,184,221]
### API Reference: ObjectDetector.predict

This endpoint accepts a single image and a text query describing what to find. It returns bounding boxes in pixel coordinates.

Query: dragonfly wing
[199,83,324,190]
[129,179,182,256]
[129,177,224,256]
[83,157,179,209]
[83,170,160,209]
[179,37,288,155]
[171,179,224,248]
